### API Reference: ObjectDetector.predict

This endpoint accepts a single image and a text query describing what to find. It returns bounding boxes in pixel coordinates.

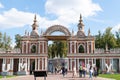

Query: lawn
[99,74,120,80]
[0,75,16,79]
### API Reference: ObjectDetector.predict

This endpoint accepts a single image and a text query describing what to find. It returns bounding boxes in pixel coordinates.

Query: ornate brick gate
[0,15,120,76]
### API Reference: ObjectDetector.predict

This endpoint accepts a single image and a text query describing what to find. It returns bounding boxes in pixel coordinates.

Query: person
[82,66,86,78]
[61,66,65,77]
[72,66,77,78]
[93,66,97,77]
[55,67,57,74]
[65,68,68,75]
[79,65,83,77]
[89,66,93,79]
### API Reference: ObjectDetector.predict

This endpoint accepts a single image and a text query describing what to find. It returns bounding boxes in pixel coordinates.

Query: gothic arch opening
[31,45,36,53]
[79,45,84,53]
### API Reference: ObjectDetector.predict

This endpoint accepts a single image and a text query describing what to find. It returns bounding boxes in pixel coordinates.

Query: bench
[34,71,47,80]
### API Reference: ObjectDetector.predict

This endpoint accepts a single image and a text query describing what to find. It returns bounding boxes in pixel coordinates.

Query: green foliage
[0,32,12,50]
[99,74,120,80]
[48,41,67,58]
[95,27,117,49]
[116,28,120,47]
[14,34,21,48]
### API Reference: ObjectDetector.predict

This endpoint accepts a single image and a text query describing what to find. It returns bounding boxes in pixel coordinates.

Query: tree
[0,32,3,48]
[15,34,21,48]
[48,41,67,58]
[115,28,120,47]
[102,27,116,49]
[2,32,12,50]
[95,31,104,48]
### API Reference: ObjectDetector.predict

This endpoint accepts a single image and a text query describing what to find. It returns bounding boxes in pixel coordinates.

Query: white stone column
[42,58,44,70]
[38,58,40,70]
[10,58,14,70]
[111,58,113,71]
[101,58,103,71]
[87,41,89,54]
[74,58,76,69]
[91,41,93,53]
[43,42,44,53]
[12,58,14,70]
[38,42,40,53]
[26,42,28,53]
[28,58,30,71]
[77,58,79,71]
[35,58,37,71]
[70,42,72,53]
[68,58,69,71]
[18,58,20,71]
[74,41,76,53]
[22,42,24,53]
[45,57,47,70]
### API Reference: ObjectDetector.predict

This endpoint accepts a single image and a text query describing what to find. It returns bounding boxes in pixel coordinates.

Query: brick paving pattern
[1,73,114,80]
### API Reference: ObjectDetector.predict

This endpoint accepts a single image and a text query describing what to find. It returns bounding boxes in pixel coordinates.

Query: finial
[72,29,74,36]
[32,14,38,30]
[34,14,37,22]
[88,28,91,36]
[78,14,84,31]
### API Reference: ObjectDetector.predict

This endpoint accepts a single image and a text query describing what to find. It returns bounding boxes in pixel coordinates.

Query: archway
[31,45,36,53]
[79,45,84,53]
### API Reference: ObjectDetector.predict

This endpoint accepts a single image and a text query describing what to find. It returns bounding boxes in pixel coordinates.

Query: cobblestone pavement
[1,73,113,80]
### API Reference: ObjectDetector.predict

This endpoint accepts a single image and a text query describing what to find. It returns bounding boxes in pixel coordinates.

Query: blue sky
[0,0,120,46]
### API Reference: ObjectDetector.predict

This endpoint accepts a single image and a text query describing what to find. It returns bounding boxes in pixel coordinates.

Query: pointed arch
[31,45,37,53]
[78,45,84,53]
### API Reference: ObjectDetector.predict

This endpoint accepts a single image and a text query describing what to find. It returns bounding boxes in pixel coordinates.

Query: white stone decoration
[105,63,112,73]
[18,63,27,71]
[2,64,10,72]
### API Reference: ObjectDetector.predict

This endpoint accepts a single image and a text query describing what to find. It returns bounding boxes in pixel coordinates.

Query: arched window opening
[79,45,84,53]
[31,45,36,53]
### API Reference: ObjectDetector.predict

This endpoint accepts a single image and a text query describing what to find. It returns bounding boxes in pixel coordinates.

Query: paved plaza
[1,73,113,80]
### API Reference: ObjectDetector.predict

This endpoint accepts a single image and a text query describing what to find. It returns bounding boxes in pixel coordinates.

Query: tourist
[82,66,86,78]
[72,66,77,78]
[79,65,83,77]
[89,66,93,79]
[93,66,97,77]
[61,66,65,77]
[55,67,57,74]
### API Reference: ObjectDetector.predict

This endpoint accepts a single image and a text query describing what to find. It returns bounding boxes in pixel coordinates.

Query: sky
[0,0,120,46]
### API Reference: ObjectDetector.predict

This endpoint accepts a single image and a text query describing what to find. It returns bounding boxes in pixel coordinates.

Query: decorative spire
[88,28,91,36]
[72,29,74,36]
[32,14,38,30]
[78,14,84,32]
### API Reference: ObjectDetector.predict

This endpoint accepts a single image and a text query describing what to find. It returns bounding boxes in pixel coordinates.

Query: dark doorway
[30,59,35,75]
[96,59,100,74]
[13,59,19,75]
[0,59,3,73]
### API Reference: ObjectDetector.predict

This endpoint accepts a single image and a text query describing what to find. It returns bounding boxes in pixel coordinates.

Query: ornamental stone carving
[43,25,71,36]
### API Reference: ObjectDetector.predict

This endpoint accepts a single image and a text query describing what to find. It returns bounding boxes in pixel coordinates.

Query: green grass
[0,75,16,79]
[99,74,120,80]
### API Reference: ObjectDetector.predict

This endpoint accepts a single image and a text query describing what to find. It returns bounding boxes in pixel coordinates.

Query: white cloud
[0,2,4,8]
[112,24,120,32]
[0,8,36,29]
[45,0,102,24]
[0,0,102,29]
